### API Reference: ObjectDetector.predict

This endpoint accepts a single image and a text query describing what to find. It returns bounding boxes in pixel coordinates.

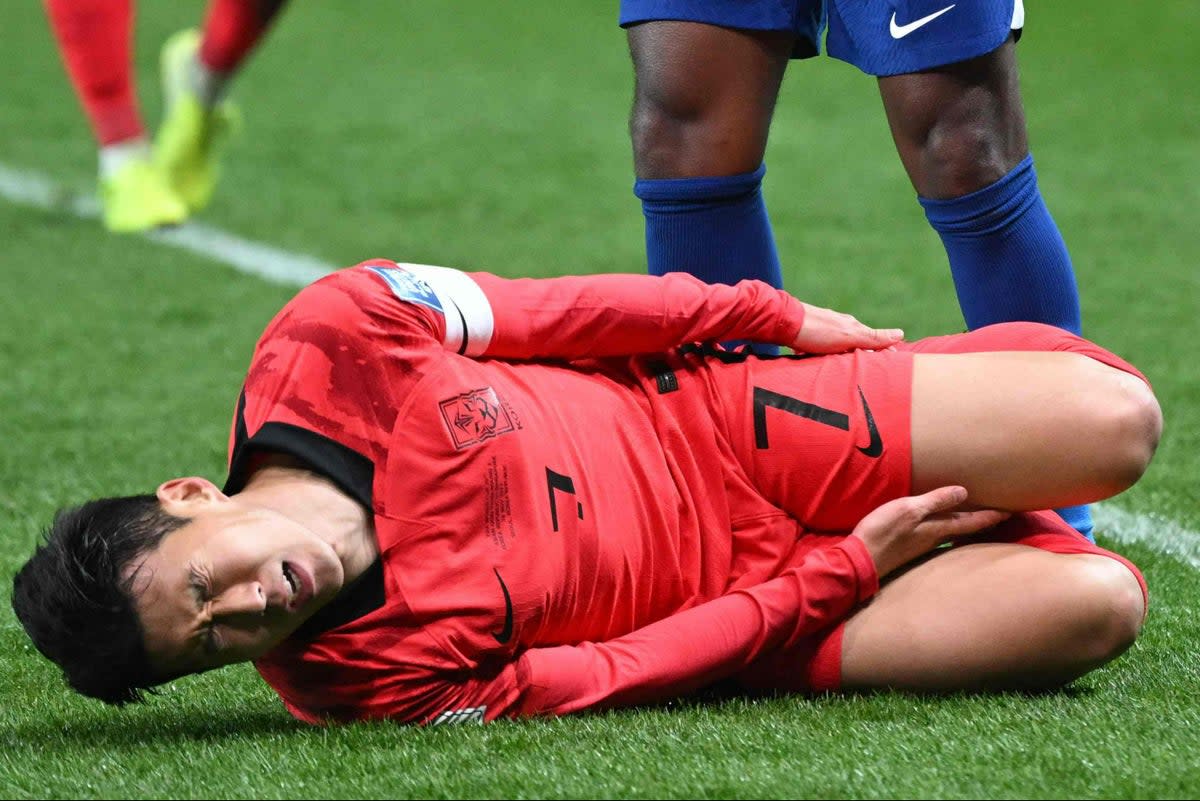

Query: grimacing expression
[130,481,344,676]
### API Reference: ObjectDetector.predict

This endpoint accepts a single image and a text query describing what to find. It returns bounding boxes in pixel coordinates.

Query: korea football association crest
[439,387,516,449]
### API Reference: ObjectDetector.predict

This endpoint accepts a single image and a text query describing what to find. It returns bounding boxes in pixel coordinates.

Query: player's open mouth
[282,561,313,610]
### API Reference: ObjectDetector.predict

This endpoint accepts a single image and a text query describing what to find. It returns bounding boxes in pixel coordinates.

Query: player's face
[130,478,344,677]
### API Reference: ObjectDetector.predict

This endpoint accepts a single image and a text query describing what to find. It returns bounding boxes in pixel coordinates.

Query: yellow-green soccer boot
[154,29,241,213]
[99,157,188,233]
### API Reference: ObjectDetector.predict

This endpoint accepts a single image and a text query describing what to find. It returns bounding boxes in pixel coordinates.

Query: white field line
[3,161,1199,569]
[1093,505,1200,570]
[0,163,333,286]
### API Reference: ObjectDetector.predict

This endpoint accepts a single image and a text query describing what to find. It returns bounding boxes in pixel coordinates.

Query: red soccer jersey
[240,262,879,724]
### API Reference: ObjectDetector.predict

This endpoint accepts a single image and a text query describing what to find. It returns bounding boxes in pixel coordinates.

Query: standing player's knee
[1066,555,1146,665]
[631,80,706,140]
[630,91,692,170]
[922,120,1013,198]
[630,84,770,178]
[628,94,758,176]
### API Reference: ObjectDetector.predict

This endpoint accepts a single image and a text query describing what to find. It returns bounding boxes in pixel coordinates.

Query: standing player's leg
[880,40,1081,336]
[155,0,289,213]
[43,0,187,232]
[823,0,1091,537]
[625,16,797,351]
[876,35,1094,537]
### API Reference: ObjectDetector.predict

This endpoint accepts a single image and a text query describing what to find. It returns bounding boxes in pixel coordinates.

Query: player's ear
[156,477,228,511]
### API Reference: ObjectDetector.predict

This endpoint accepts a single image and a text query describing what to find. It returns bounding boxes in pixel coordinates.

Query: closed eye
[188,563,220,655]
[188,563,212,604]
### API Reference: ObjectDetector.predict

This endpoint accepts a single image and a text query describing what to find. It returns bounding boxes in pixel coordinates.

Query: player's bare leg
[838,542,1145,691]
[878,39,1027,199]
[832,344,1159,691]
[909,349,1161,510]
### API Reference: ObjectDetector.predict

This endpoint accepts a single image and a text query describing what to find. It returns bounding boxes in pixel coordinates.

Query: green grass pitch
[1,2,1197,798]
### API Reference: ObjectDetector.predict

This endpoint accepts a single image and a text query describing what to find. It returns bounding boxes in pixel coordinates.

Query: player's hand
[793,303,904,354]
[850,486,1011,578]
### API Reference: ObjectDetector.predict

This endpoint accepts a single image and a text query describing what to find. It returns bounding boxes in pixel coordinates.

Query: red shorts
[705,321,1148,531]
[699,322,1151,692]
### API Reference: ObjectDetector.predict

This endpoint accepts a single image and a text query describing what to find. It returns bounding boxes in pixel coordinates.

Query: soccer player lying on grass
[13,262,1161,725]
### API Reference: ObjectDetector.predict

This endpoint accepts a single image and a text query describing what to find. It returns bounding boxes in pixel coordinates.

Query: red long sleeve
[291,536,878,724]
[509,536,878,717]
[362,261,806,359]
[470,270,806,359]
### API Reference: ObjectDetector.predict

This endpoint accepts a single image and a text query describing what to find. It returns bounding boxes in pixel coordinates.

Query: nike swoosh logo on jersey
[856,385,883,458]
[491,568,514,644]
[889,4,956,39]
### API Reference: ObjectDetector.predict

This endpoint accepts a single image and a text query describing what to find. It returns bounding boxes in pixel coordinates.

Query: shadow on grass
[633,680,1101,725]
[3,705,305,749]
[864,684,1097,701]
[3,678,1100,752]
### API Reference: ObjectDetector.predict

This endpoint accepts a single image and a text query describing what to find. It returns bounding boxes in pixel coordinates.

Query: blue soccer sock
[921,154,1093,540]
[635,164,783,353]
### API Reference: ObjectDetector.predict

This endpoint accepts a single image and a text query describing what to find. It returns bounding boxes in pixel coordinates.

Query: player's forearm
[514,537,878,717]
[469,271,806,359]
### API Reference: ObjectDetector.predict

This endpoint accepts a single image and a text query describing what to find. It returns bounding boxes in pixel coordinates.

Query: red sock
[44,0,143,146]
[198,0,288,73]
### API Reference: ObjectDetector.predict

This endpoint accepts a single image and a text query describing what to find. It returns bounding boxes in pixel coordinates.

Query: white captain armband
[367,262,494,356]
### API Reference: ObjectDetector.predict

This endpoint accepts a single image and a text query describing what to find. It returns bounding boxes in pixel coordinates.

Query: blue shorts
[619,0,1025,77]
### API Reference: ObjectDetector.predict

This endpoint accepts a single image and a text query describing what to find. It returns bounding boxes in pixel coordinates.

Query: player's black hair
[11,495,188,705]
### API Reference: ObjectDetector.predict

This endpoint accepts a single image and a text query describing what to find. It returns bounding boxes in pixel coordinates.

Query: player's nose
[213,581,267,617]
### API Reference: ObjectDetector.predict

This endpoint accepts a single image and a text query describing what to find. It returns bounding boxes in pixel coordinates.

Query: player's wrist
[834,535,880,601]
[775,292,806,349]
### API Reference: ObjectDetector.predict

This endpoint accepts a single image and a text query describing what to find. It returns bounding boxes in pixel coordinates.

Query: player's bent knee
[1050,352,1162,498]
[1095,368,1163,494]
[1067,555,1146,665]
[1120,372,1163,484]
